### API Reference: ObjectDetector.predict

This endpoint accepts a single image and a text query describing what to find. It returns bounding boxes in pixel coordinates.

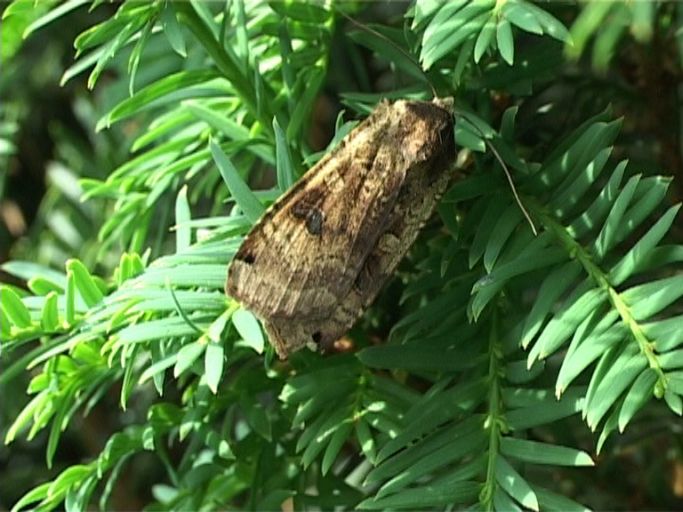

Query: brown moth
[226,97,456,358]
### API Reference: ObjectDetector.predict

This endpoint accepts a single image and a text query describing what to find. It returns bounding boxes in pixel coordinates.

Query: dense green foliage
[1,1,682,510]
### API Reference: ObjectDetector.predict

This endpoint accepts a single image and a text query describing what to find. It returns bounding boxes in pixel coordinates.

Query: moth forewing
[227,98,456,358]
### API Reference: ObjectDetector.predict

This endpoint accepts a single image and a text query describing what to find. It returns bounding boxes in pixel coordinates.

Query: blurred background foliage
[0,1,682,511]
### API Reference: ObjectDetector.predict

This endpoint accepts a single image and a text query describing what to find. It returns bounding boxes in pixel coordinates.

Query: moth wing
[227,135,407,319]
[262,136,456,359]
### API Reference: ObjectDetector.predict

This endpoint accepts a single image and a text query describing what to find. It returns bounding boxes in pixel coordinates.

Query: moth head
[432,96,454,114]
[397,100,455,162]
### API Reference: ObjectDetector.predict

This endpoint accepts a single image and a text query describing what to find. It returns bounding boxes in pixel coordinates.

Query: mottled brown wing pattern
[226,98,456,357]
[227,103,406,318]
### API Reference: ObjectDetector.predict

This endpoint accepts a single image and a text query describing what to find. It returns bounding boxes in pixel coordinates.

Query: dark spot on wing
[305,209,323,236]
[291,201,308,219]
[312,331,322,344]
[234,236,258,264]
[236,251,256,264]
[291,201,324,237]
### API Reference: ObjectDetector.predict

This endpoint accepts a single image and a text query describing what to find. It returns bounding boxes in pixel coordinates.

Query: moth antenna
[483,138,538,236]
[337,10,438,99]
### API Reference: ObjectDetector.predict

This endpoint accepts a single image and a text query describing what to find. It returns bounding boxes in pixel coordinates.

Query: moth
[226,97,456,358]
